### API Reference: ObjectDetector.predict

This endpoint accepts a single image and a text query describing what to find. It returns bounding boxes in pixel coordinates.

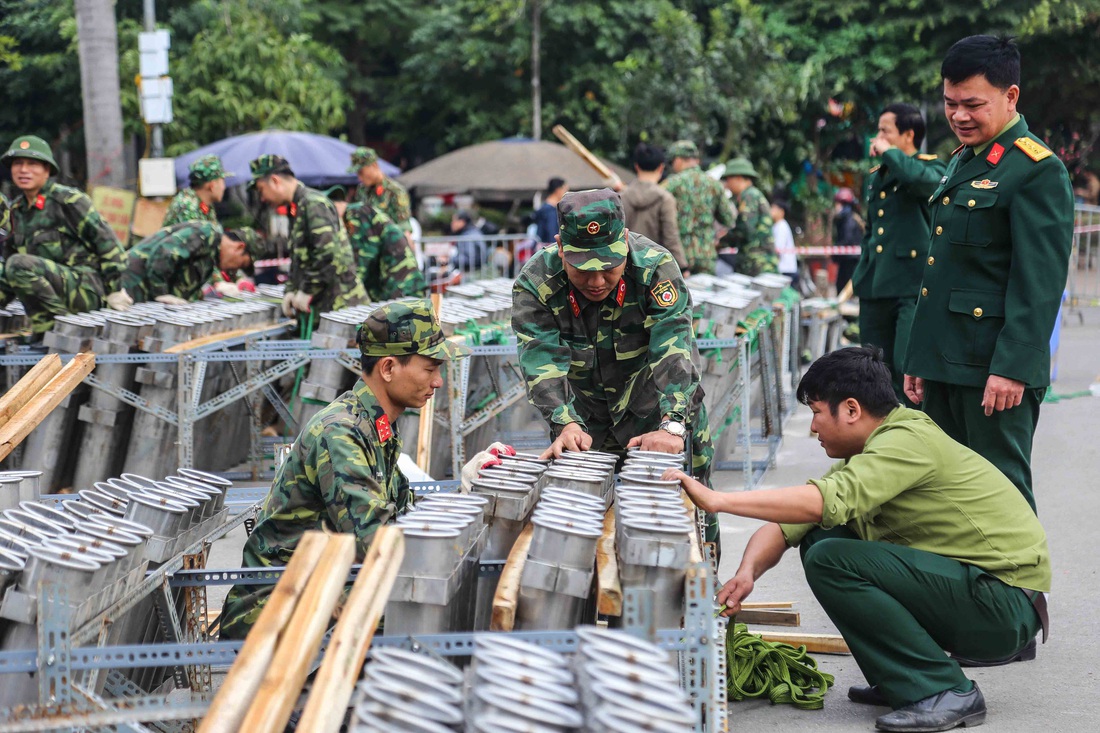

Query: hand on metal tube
[104,289,133,311]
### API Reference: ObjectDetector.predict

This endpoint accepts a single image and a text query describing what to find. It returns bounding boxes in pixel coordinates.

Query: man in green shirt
[669,347,1048,732]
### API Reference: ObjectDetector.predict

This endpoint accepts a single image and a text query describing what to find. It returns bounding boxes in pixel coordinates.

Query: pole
[531,0,542,141]
[143,0,163,158]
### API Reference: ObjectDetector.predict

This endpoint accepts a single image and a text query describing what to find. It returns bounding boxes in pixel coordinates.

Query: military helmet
[557,188,629,272]
[2,135,59,174]
[348,147,379,173]
[356,299,471,360]
[189,154,231,186]
[720,158,759,179]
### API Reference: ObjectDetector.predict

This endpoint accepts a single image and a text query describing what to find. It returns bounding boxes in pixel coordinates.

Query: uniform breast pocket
[566,338,595,377]
[945,289,1006,366]
[614,331,649,362]
[949,191,998,247]
[30,228,64,260]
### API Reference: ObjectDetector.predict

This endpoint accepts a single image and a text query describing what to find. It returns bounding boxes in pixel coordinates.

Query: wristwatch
[659,420,687,438]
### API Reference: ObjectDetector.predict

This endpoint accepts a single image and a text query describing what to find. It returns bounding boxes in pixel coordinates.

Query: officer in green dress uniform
[853,103,946,403]
[903,35,1074,513]
[671,347,1049,732]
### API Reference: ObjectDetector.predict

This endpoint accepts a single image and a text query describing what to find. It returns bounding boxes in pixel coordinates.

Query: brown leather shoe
[848,684,889,706]
[875,684,986,732]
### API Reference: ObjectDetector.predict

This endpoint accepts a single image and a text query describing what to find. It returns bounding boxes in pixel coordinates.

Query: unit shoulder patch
[1014,137,1053,162]
[650,279,678,308]
[917,154,938,161]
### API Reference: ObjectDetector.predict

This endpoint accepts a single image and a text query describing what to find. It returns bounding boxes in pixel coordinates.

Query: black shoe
[951,638,1036,668]
[849,684,889,706]
[875,684,986,732]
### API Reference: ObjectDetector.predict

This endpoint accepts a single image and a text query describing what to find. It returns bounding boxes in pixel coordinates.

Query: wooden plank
[551,125,622,187]
[490,523,534,632]
[596,507,621,616]
[755,631,850,655]
[297,527,405,733]
[0,353,95,463]
[734,609,801,627]
[415,292,442,472]
[0,354,62,429]
[198,532,328,733]
[680,491,704,565]
[739,601,794,610]
[238,534,356,733]
[162,322,291,354]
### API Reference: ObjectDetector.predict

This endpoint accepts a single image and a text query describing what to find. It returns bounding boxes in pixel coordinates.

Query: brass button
[935,226,943,235]
[921,287,928,297]
[928,256,935,265]
[877,227,884,235]
[942,196,950,205]
[973,307,983,318]
[910,250,917,258]
[880,191,887,199]
[968,199,976,208]
[878,209,885,217]
[875,245,883,253]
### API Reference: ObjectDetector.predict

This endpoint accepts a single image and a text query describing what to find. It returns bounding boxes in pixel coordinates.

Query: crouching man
[666,346,1048,732]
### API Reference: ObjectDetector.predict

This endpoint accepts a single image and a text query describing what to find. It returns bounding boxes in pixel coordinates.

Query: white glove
[459,442,517,493]
[105,289,133,311]
[213,280,241,298]
[281,290,296,318]
[154,294,189,306]
[290,290,313,313]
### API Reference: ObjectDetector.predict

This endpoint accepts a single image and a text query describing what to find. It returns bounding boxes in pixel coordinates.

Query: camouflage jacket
[0,193,9,248]
[512,232,704,445]
[120,221,221,303]
[161,187,217,229]
[344,202,426,300]
[663,165,736,274]
[724,185,779,276]
[287,183,367,313]
[352,177,412,231]
[4,180,127,292]
[220,379,412,637]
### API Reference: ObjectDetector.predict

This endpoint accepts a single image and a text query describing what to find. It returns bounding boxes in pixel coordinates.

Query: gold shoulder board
[917,154,938,161]
[1014,137,1053,162]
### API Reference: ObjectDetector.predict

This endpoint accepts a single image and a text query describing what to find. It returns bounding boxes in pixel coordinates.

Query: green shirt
[781,408,1050,592]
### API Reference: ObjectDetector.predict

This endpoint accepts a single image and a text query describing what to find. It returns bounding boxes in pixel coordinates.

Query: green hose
[726,622,835,710]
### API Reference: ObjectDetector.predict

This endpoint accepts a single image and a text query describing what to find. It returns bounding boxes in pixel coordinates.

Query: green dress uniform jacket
[120,221,222,303]
[287,183,367,314]
[220,379,411,638]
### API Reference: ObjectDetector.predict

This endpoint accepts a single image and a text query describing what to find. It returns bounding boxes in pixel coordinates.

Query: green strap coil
[726,622,835,710]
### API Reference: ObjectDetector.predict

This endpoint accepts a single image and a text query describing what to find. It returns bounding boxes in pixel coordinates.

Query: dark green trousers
[920,380,1043,512]
[800,527,1040,709]
[858,296,916,406]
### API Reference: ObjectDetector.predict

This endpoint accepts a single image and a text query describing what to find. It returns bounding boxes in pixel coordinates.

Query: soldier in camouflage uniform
[349,147,412,232]
[0,135,127,334]
[512,189,718,544]
[662,140,737,275]
[0,193,9,248]
[107,222,262,307]
[161,154,229,228]
[219,299,471,638]
[344,201,427,299]
[249,154,366,318]
[719,158,780,276]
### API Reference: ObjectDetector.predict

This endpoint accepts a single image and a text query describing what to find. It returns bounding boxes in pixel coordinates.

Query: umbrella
[173,130,401,189]
[397,138,632,202]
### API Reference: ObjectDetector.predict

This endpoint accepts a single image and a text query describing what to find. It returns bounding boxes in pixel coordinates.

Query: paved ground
[710,307,1100,730]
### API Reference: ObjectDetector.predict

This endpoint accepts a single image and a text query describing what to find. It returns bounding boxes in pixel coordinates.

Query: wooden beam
[551,125,623,188]
[680,491,704,566]
[239,534,356,733]
[162,321,292,354]
[490,523,534,632]
[0,353,95,463]
[734,609,801,627]
[198,532,328,733]
[739,601,794,609]
[415,292,442,472]
[0,354,61,429]
[596,507,621,616]
[298,527,405,733]
[755,631,850,655]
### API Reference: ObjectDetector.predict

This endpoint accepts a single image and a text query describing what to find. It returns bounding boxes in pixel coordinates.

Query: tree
[74,0,126,187]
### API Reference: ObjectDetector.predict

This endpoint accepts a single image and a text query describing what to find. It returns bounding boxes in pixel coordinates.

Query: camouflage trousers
[1,254,105,333]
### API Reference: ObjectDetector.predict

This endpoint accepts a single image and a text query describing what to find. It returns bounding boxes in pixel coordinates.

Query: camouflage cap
[188,154,231,185]
[2,135,59,174]
[720,157,759,179]
[248,154,294,189]
[356,299,471,360]
[227,227,267,261]
[666,140,699,160]
[347,147,379,173]
[557,189,628,272]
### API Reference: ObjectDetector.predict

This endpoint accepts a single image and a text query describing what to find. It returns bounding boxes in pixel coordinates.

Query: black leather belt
[1022,589,1049,643]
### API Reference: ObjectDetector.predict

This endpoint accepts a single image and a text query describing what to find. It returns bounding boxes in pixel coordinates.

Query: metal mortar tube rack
[470,476,537,630]
[71,315,156,489]
[295,311,360,426]
[20,314,104,491]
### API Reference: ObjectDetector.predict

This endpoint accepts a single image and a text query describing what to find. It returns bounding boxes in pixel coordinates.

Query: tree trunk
[74,0,127,189]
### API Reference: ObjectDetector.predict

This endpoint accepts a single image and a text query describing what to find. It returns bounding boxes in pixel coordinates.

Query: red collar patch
[615,279,627,307]
[288,202,298,218]
[375,415,392,442]
[986,143,1005,165]
[199,202,209,215]
[35,194,45,210]
[375,185,385,197]
[567,289,581,317]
